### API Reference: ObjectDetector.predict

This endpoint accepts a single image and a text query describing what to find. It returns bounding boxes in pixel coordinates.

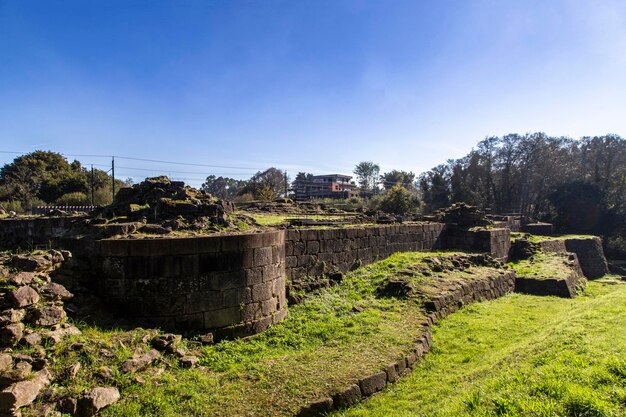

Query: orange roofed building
[293,174,358,200]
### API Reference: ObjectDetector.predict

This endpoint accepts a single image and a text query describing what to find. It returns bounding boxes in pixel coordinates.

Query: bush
[379,185,413,215]
[94,187,113,206]
[605,234,626,260]
[55,192,89,206]
[0,200,22,213]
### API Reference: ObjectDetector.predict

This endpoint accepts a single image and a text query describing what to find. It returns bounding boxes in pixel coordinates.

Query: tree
[201,175,247,200]
[0,150,124,209]
[239,168,289,199]
[353,161,380,194]
[379,185,414,214]
[380,170,416,190]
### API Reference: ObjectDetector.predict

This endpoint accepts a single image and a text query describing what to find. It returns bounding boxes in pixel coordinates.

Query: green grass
[9,251,503,417]
[245,213,350,226]
[526,234,596,243]
[99,252,503,417]
[332,279,626,417]
[508,252,574,280]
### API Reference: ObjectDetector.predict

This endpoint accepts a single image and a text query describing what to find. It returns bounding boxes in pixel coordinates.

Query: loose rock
[0,324,24,347]
[121,349,160,373]
[179,356,199,368]
[41,283,73,301]
[0,369,50,414]
[76,387,120,417]
[28,306,66,327]
[7,286,40,309]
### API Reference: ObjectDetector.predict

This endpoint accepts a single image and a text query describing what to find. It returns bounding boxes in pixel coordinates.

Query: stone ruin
[73,176,247,238]
[435,202,492,228]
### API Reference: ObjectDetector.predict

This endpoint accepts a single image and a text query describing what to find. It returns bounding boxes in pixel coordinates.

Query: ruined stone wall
[441,228,511,260]
[0,217,76,249]
[539,237,609,279]
[523,223,553,235]
[284,223,446,280]
[88,231,287,338]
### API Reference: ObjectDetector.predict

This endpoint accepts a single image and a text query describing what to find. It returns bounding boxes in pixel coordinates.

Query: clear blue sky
[2,0,626,186]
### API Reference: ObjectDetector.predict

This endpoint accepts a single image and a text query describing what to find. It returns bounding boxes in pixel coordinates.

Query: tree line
[3,133,626,248]
[417,133,626,233]
[0,151,129,211]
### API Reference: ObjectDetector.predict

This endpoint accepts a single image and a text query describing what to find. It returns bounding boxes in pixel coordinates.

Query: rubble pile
[80,177,245,237]
[0,250,203,416]
[435,203,492,227]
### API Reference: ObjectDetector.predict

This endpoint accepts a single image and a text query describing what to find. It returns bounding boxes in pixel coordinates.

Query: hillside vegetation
[333,279,626,417]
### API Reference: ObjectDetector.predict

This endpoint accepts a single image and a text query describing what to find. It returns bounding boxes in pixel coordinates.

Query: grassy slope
[508,252,574,280]
[15,252,504,417]
[103,252,503,417]
[333,279,626,417]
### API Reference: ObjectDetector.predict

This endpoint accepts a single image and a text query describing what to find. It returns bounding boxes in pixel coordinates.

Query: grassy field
[13,251,507,417]
[332,278,626,417]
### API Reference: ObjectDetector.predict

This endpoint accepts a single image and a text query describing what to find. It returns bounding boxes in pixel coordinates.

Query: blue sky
[1,0,626,186]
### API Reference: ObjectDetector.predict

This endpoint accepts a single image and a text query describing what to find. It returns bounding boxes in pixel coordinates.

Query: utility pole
[284,171,288,198]
[90,165,95,206]
[112,156,115,203]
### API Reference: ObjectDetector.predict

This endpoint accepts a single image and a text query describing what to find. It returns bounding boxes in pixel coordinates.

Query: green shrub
[0,200,22,213]
[379,185,412,214]
[55,192,89,206]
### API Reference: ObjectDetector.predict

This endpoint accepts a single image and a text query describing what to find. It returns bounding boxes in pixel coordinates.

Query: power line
[0,150,264,171]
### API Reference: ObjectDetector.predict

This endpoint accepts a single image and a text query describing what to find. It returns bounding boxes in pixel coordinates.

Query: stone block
[263,231,284,247]
[285,241,294,256]
[180,255,199,276]
[149,255,181,278]
[385,363,399,383]
[359,371,386,396]
[300,229,318,241]
[261,297,278,315]
[332,384,361,408]
[297,398,333,417]
[221,235,241,252]
[272,307,288,324]
[100,239,129,257]
[196,236,222,253]
[241,302,262,322]
[245,268,263,286]
[293,241,306,256]
[168,237,198,255]
[222,288,241,308]
[285,256,298,269]
[285,229,300,242]
[185,291,223,314]
[306,241,320,255]
[210,271,246,291]
[250,315,273,333]
[254,247,273,267]
[175,313,205,330]
[251,282,273,302]
[122,257,148,279]
[204,307,241,329]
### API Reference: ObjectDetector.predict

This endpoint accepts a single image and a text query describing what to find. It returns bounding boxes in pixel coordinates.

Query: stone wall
[0,217,76,249]
[539,237,609,279]
[284,223,446,280]
[441,228,511,260]
[83,231,287,338]
[523,223,553,236]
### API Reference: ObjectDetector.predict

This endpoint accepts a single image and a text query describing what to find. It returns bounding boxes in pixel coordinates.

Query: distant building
[293,174,358,200]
